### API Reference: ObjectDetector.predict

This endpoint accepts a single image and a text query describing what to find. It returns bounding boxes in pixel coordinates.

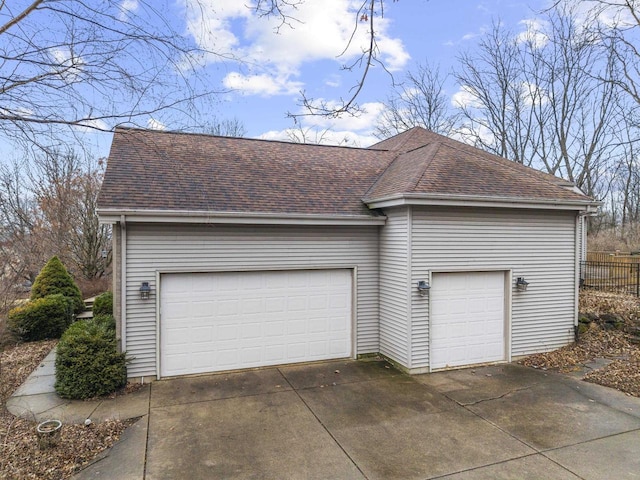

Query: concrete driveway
[78,359,640,479]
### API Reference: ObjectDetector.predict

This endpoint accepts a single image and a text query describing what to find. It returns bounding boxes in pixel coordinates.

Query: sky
[55,0,559,158]
[180,0,550,146]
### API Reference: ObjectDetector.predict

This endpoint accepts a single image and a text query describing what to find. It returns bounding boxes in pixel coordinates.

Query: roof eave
[364,193,601,212]
[97,208,387,226]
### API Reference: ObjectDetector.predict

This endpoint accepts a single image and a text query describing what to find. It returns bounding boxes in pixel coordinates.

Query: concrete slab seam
[142,383,153,480]
[537,427,640,455]
[276,366,370,480]
[150,387,294,410]
[425,452,583,480]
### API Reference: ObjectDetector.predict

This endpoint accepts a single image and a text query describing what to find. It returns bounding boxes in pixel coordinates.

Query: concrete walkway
[8,352,640,479]
[7,348,149,425]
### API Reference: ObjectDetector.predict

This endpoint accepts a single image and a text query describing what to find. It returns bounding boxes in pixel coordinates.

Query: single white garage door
[430,271,506,370]
[160,269,352,377]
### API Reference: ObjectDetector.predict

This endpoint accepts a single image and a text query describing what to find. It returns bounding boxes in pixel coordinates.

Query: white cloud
[451,86,482,109]
[516,18,549,48]
[222,72,302,96]
[147,118,167,130]
[451,123,495,148]
[119,0,139,21]
[568,0,636,29]
[50,48,84,82]
[259,100,386,147]
[521,81,549,107]
[443,27,487,47]
[74,118,109,133]
[180,0,409,95]
[259,128,377,147]
[325,75,341,88]
[297,100,386,132]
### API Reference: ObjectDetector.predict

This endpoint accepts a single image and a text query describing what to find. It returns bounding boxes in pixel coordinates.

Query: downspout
[120,215,127,352]
[573,212,585,341]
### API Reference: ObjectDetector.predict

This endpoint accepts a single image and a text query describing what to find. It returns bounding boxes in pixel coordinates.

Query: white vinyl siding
[378,207,410,366]
[411,207,577,368]
[124,223,379,378]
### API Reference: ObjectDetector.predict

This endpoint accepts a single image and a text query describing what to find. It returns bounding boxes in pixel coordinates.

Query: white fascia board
[365,193,600,212]
[97,209,386,226]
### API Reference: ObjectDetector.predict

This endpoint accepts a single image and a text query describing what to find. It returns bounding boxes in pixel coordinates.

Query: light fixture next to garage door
[139,282,152,300]
[417,280,431,296]
[515,277,529,292]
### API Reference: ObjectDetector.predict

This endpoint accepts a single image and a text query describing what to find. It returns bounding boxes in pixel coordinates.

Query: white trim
[120,216,127,352]
[351,267,358,360]
[366,193,600,212]
[574,213,581,328]
[406,206,413,369]
[155,270,161,381]
[98,209,386,226]
[505,270,513,363]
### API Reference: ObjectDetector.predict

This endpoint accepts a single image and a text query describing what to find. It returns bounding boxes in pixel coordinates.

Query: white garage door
[160,269,352,377]
[430,271,506,370]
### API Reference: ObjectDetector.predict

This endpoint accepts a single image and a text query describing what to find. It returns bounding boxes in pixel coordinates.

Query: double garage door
[160,269,352,377]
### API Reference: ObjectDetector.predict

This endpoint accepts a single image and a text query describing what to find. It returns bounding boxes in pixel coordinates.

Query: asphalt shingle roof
[98,126,592,217]
[98,128,393,216]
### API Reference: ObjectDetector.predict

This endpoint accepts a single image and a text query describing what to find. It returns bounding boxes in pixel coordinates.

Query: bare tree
[453,21,545,165]
[207,117,247,138]
[0,0,222,154]
[0,150,110,288]
[375,62,457,138]
[0,161,43,284]
[452,6,625,197]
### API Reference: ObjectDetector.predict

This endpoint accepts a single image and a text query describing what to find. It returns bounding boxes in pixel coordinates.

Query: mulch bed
[0,340,134,480]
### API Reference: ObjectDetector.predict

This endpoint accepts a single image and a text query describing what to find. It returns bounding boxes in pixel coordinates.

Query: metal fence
[580,260,640,297]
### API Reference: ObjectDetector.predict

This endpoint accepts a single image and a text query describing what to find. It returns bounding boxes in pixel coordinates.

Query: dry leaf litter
[520,291,640,397]
[0,340,135,479]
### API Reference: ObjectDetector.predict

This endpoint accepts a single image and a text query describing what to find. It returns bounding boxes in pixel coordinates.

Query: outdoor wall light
[417,280,431,296]
[515,277,529,292]
[139,282,151,300]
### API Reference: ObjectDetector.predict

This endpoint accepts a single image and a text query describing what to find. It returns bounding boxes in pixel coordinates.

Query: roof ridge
[362,150,405,199]
[115,126,376,152]
[408,142,441,193]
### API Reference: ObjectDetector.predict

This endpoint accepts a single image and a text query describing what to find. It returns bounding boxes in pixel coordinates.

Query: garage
[159,269,353,377]
[430,271,507,370]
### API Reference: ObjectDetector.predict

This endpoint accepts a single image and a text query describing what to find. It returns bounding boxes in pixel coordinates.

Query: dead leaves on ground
[0,340,132,480]
[521,291,640,397]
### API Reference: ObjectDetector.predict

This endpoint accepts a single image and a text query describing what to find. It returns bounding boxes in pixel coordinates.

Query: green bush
[55,318,127,399]
[92,291,113,316]
[8,294,74,342]
[31,256,84,314]
[93,313,116,332]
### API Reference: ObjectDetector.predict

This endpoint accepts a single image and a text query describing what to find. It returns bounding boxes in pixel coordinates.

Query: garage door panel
[431,271,506,370]
[160,269,352,377]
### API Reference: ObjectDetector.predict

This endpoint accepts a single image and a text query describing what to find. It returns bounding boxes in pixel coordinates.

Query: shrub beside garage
[7,256,84,342]
[8,294,74,342]
[55,315,127,399]
[30,255,84,315]
[92,291,113,316]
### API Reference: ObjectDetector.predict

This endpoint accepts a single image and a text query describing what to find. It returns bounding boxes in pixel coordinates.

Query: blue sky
[187,0,549,144]
[63,0,555,158]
